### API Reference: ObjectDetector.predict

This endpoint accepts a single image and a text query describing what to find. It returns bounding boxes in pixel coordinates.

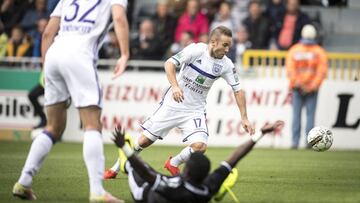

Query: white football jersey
[166,43,242,112]
[50,0,127,58]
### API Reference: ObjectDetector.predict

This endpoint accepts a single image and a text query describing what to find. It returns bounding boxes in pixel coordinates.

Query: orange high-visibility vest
[286,43,328,91]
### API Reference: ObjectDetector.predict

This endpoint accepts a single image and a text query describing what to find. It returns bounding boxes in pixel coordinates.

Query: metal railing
[242,50,360,81]
[0,57,165,71]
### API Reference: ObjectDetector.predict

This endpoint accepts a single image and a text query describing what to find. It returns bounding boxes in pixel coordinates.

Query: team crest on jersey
[212,63,222,74]
[195,75,206,84]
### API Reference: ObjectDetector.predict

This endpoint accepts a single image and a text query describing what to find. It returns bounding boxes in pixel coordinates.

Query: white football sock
[110,158,120,173]
[18,132,54,187]
[251,131,264,143]
[83,130,105,196]
[170,146,194,167]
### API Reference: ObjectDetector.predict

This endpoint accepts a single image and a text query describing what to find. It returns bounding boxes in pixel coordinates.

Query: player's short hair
[209,26,232,41]
[186,152,211,183]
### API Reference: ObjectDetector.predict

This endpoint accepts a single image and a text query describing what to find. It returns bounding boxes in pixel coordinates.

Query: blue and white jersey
[166,43,242,112]
[50,0,127,58]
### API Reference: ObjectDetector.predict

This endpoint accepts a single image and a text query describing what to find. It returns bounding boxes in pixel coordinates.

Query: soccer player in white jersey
[12,0,129,202]
[105,26,255,179]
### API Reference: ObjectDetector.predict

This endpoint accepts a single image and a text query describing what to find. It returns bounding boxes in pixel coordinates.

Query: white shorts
[140,104,209,145]
[43,45,102,108]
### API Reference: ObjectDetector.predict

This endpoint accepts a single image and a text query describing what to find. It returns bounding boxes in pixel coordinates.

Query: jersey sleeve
[203,162,232,195]
[167,43,200,68]
[151,174,182,192]
[50,0,63,17]
[111,0,128,8]
[222,63,242,92]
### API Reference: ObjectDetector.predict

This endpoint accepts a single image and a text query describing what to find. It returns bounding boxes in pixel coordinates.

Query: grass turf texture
[0,141,359,203]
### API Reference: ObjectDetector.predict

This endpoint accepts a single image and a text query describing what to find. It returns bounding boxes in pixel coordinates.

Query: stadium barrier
[242,50,360,81]
[0,56,359,149]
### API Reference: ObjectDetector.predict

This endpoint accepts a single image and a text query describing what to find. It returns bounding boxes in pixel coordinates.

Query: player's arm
[223,65,255,135]
[41,17,60,63]
[204,121,284,195]
[165,43,201,102]
[112,4,130,79]
[233,90,254,134]
[164,60,183,103]
[112,125,157,184]
[225,121,284,167]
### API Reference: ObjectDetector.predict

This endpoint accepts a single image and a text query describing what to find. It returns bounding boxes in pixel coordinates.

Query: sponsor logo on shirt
[195,75,206,84]
[175,51,184,59]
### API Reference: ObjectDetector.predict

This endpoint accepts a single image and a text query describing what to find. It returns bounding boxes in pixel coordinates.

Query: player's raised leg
[104,133,153,179]
[165,141,207,176]
[13,101,67,200]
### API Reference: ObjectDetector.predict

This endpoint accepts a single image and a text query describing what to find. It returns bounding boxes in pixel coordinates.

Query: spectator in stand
[175,0,209,42]
[0,22,8,57]
[234,26,251,65]
[198,33,209,43]
[130,19,162,60]
[47,0,59,13]
[151,0,177,59]
[210,1,237,33]
[230,0,250,30]
[273,0,310,50]
[31,17,48,57]
[20,0,48,34]
[0,0,29,36]
[266,0,286,23]
[242,0,271,49]
[286,24,328,149]
[168,31,194,57]
[99,31,121,60]
[6,25,32,58]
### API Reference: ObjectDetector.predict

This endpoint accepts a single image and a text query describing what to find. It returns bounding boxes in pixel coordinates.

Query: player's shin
[18,131,55,187]
[170,146,194,167]
[83,130,105,196]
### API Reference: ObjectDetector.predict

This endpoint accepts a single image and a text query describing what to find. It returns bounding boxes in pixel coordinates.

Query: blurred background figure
[20,0,48,35]
[168,31,194,57]
[6,26,32,59]
[28,71,46,129]
[100,30,121,60]
[131,19,162,60]
[30,17,48,58]
[273,0,310,50]
[151,0,177,59]
[230,0,250,30]
[234,26,252,66]
[286,24,328,149]
[242,0,271,49]
[175,0,209,42]
[198,32,209,43]
[0,0,29,36]
[210,1,237,33]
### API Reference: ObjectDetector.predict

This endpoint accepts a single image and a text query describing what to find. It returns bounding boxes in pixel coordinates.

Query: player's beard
[210,49,224,59]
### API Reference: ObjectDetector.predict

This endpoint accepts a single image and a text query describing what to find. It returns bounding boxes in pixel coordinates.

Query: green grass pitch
[0,141,359,203]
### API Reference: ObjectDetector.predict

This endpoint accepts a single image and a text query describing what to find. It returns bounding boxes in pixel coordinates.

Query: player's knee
[190,142,207,153]
[44,125,64,141]
[138,135,154,148]
[83,122,102,132]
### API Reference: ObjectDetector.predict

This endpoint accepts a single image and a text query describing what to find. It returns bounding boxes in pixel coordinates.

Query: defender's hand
[112,55,129,79]
[261,120,284,134]
[242,119,255,135]
[172,86,184,103]
[112,124,126,148]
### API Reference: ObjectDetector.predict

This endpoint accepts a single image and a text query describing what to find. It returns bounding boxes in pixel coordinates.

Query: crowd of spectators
[0,0,324,66]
